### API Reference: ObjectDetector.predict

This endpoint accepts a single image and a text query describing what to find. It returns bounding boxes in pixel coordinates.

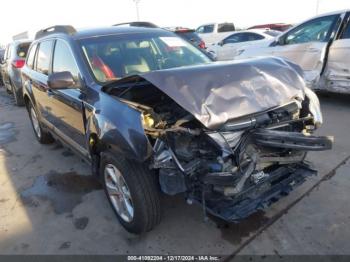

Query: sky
[0,0,349,45]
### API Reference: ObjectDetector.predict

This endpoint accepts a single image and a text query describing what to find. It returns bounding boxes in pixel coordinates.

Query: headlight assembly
[141,113,155,129]
[304,87,323,128]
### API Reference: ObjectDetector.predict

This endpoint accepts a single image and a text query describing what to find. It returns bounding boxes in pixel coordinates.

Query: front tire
[27,102,54,144]
[100,153,161,234]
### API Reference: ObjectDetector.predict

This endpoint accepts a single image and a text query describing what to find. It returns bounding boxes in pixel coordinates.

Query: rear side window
[53,40,80,85]
[218,23,235,33]
[244,33,265,41]
[36,41,53,75]
[17,43,30,58]
[26,44,38,69]
[341,19,350,39]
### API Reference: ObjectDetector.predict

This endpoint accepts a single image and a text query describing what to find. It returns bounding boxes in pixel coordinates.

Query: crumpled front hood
[137,57,306,129]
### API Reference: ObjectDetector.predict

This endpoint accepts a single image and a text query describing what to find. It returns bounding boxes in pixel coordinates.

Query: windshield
[79,32,211,83]
[263,30,281,37]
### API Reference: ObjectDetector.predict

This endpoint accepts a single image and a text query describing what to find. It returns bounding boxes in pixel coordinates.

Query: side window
[52,40,80,86]
[218,23,235,33]
[341,18,350,39]
[284,15,338,45]
[197,25,214,34]
[26,44,38,69]
[223,33,246,44]
[245,33,265,41]
[196,26,204,33]
[36,41,53,75]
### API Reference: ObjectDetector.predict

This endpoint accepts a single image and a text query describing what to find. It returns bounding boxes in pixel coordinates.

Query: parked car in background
[196,22,235,45]
[234,10,350,94]
[0,40,31,105]
[22,25,332,234]
[0,49,5,85]
[248,23,293,32]
[207,29,280,61]
[165,27,206,49]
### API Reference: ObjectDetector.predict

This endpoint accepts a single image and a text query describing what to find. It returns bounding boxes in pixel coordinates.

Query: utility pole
[133,0,141,21]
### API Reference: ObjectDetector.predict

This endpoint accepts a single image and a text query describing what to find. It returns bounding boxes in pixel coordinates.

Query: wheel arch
[85,110,153,177]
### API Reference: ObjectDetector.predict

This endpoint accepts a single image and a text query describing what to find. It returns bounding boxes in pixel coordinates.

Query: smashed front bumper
[253,129,333,151]
[204,163,316,222]
[200,128,333,222]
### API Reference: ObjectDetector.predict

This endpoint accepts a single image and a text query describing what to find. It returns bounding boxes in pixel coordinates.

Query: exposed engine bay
[103,58,333,222]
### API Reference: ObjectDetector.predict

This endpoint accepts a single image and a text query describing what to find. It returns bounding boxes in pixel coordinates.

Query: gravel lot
[0,86,349,256]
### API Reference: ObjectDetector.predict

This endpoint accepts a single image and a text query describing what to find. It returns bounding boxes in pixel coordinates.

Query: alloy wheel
[30,107,41,139]
[104,164,134,222]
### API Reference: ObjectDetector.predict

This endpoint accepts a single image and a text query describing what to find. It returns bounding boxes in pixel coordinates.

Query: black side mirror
[218,40,224,46]
[47,71,76,89]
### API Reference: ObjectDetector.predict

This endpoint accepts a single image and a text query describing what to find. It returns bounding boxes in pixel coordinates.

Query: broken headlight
[141,113,155,129]
[304,87,323,128]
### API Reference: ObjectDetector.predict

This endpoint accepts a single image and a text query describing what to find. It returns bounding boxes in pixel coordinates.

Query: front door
[271,14,341,86]
[218,32,266,60]
[47,39,86,148]
[217,33,246,60]
[323,12,350,93]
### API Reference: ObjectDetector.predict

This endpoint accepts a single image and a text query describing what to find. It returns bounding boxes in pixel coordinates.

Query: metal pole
[133,0,141,21]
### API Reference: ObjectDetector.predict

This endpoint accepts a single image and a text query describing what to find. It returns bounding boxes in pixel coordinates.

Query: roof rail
[35,25,77,40]
[113,21,158,28]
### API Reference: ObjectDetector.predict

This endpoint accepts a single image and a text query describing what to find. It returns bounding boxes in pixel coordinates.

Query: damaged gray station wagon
[21,25,333,233]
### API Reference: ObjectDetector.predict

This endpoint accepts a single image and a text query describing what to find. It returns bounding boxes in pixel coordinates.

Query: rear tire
[100,152,161,234]
[6,85,12,94]
[27,102,54,144]
[11,84,24,106]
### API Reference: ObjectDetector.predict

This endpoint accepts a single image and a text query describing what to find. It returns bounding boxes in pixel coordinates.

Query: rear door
[271,14,341,86]
[323,12,350,93]
[31,40,55,121]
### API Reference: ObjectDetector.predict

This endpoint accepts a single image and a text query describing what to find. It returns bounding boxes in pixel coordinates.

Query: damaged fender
[85,92,152,162]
